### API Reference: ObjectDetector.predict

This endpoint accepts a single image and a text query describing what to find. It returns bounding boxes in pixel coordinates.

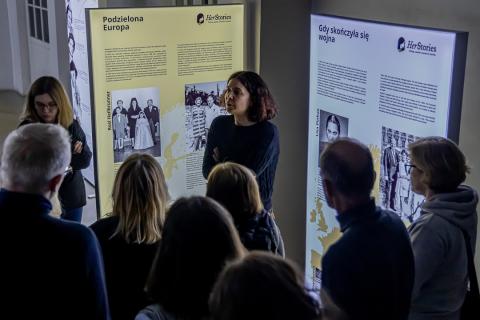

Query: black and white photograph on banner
[318,110,349,166]
[185,80,228,153]
[316,110,349,202]
[111,87,161,163]
[380,126,423,222]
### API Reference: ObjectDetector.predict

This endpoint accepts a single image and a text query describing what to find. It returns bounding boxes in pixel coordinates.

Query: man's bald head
[320,138,375,198]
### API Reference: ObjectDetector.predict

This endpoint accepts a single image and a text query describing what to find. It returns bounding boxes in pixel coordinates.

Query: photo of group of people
[111,87,161,163]
[380,126,423,222]
[185,81,228,152]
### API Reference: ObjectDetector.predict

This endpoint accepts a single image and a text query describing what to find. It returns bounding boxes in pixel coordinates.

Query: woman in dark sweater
[91,153,169,320]
[19,76,92,222]
[202,71,279,211]
[207,162,284,257]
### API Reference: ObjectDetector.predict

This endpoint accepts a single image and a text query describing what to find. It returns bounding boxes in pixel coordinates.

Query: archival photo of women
[380,126,423,222]
[316,110,349,202]
[184,80,228,152]
[318,110,349,167]
[111,87,161,163]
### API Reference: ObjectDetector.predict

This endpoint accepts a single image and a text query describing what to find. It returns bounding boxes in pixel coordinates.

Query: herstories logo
[197,13,205,25]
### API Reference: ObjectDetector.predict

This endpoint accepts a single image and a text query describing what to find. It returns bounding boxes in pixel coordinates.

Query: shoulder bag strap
[460,228,480,295]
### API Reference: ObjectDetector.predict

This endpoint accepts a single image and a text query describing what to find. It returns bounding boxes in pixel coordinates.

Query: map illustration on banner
[87,5,244,217]
[306,14,467,289]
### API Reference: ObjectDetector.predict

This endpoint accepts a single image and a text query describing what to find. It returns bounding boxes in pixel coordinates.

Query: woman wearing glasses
[19,76,92,222]
[407,137,478,319]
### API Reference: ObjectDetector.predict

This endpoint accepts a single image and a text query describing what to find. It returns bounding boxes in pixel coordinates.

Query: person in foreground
[136,196,245,320]
[407,137,478,320]
[0,124,109,320]
[207,162,284,256]
[91,153,169,320]
[210,251,321,320]
[203,71,279,211]
[20,76,92,222]
[320,138,414,320]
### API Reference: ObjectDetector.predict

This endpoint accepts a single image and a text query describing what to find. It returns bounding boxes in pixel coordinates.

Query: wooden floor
[0,90,98,225]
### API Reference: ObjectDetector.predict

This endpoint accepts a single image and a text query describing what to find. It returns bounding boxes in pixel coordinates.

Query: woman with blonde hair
[407,137,478,319]
[91,153,169,320]
[207,162,284,256]
[137,196,244,320]
[20,76,92,222]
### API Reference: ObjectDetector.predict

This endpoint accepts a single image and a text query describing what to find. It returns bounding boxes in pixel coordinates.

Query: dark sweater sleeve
[202,117,219,179]
[70,120,92,170]
[245,124,279,176]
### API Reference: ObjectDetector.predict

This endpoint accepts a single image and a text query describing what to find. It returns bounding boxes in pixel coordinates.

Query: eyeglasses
[35,101,58,111]
[405,163,419,171]
[64,166,73,176]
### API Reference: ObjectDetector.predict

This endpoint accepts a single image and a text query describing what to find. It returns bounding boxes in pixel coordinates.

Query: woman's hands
[73,141,83,154]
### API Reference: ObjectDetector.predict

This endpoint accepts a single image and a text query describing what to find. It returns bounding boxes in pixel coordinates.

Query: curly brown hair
[220,71,278,122]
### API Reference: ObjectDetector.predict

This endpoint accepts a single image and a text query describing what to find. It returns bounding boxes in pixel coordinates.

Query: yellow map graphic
[369,144,381,201]
[310,198,341,268]
[163,132,187,179]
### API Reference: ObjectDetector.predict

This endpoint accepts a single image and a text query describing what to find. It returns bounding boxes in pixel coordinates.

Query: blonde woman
[91,153,169,320]
[207,162,284,256]
[20,76,92,222]
[407,137,478,319]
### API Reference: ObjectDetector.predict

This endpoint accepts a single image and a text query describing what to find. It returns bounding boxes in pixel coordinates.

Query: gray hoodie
[408,185,478,320]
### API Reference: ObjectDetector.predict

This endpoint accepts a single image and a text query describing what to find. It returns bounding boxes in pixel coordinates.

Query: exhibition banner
[87,5,244,217]
[65,0,99,183]
[306,14,467,289]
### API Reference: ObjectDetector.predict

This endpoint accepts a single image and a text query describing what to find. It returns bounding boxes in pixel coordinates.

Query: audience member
[20,76,92,222]
[319,138,414,320]
[407,137,478,320]
[210,251,320,320]
[0,123,109,319]
[207,162,284,256]
[136,196,244,320]
[91,153,169,320]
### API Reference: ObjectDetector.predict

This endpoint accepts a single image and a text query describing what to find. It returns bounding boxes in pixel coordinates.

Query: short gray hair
[1,123,71,193]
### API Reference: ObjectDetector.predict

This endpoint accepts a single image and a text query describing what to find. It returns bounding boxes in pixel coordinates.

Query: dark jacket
[91,216,160,320]
[321,199,414,320]
[237,209,285,257]
[19,119,92,209]
[0,189,110,320]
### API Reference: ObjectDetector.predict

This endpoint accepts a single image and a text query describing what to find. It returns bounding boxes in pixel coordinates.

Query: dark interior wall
[259,0,311,268]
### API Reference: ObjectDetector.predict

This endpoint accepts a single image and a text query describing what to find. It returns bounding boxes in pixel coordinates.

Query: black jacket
[321,199,414,320]
[237,209,285,257]
[90,216,159,320]
[0,189,110,319]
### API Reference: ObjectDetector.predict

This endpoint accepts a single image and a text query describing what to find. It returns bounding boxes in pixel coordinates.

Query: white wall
[0,1,14,90]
